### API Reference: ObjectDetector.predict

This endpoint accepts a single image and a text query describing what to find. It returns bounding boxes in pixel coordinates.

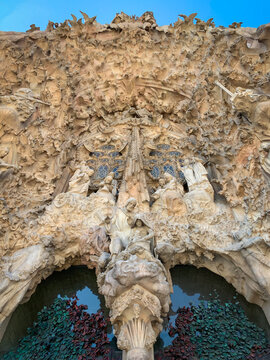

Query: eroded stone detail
[0,11,270,357]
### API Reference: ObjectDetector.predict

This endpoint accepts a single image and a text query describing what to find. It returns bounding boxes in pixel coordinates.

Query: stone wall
[0,11,269,358]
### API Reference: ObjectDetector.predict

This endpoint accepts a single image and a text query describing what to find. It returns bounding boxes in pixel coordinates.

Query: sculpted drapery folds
[67,161,94,195]
[0,12,270,358]
[152,172,186,217]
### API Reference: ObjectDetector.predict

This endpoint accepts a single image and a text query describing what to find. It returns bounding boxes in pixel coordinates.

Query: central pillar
[98,249,171,359]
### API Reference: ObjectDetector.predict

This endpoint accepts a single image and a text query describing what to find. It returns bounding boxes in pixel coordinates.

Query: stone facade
[0,12,270,358]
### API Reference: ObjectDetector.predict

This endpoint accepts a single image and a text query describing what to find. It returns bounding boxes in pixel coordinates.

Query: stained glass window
[157,144,170,150]
[109,152,120,158]
[169,151,181,156]
[92,151,104,158]
[101,145,115,150]
[113,166,121,179]
[163,164,175,176]
[151,166,160,179]
[149,150,162,157]
[97,165,109,179]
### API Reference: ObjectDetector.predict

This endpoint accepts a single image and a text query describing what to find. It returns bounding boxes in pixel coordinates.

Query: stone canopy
[0,11,270,359]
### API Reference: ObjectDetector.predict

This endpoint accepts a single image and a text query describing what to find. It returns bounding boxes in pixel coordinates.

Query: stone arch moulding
[0,230,102,342]
[1,10,270,360]
[164,247,270,322]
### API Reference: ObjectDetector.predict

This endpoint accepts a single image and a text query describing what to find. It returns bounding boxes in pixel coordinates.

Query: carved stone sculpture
[118,121,150,212]
[232,88,270,140]
[260,141,270,176]
[109,198,137,260]
[94,172,117,205]
[127,216,154,255]
[0,237,54,330]
[0,12,270,358]
[99,245,171,359]
[152,172,186,217]
[80,225,110,263]
[181,159,215,217]
[182,158,209,189]
[217,84,270,180]
[68,162,94,195]
[111,285,162,359]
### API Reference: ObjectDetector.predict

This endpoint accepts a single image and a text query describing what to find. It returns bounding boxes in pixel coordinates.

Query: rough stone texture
[0,11,270,358]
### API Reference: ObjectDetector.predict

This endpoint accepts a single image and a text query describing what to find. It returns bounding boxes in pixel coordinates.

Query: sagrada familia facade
[0,11,269,359]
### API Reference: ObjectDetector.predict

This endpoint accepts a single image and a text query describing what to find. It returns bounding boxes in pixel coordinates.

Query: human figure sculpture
[163,172,185,206]
[182,158,215,216]
[182,158,208,189]
[151,172,186,217]
[192,158,208,183]
[94,172,117,205]
[67,162,94,196]
[110,198,137,261]
[182,159,197,187]
[80,226,110,257]
[1,236,54,282]
[127,216,154,255]
[151,178,166,211]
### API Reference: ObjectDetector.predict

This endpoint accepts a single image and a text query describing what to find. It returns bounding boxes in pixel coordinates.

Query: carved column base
[98,250,171,359]
[111,285,163,360]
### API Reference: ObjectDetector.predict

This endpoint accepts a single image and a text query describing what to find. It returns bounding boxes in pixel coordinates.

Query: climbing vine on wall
[3,295,270,360]
[67,296,110,360]
[163,307,196,360]
[2,296,110,360]
[158,296,270,360]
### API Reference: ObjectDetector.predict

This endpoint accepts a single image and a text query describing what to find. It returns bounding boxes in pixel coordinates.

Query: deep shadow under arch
[170,265,270,338]
[2,264,270,357]
[0,266,109,354]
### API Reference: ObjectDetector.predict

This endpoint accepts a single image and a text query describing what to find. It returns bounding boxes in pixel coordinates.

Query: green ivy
[189,297,268,360]
[161,294,270,360]
[3,294,270,360]
[2,296,110,360]
[3,298,77,360]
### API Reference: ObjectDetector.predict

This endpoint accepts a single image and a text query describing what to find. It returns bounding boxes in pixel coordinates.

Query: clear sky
[0,0,269,32]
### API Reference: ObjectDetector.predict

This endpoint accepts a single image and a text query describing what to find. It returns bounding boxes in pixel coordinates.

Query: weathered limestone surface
[0,11,270,358]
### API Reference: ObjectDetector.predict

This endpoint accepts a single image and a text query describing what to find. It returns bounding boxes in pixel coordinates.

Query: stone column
[97,249,171,359]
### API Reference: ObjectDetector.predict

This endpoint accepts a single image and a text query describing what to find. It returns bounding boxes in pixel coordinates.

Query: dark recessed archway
[0,266,109,354]
[154,265,270,355]
[2,265,270,359]
[170,265,270,335]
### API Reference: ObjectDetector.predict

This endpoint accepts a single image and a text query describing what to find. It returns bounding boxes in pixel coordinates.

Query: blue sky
[0,0,269,32]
